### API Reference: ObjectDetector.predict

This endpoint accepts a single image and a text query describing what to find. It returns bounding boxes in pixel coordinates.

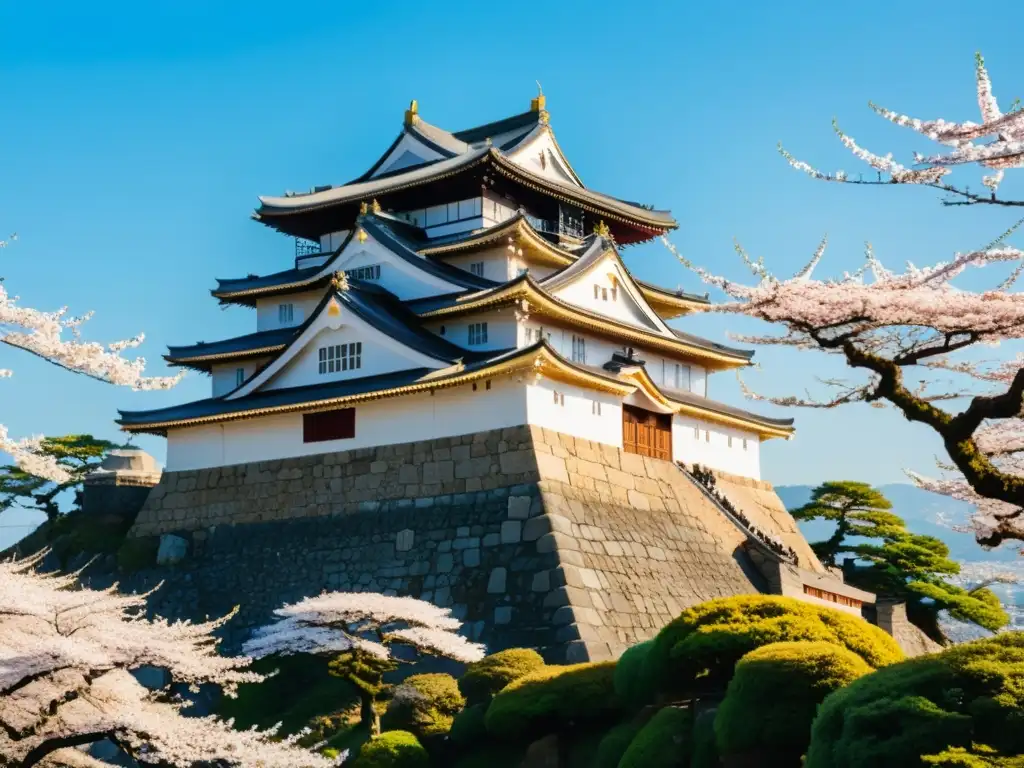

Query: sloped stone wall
[124,426,807,661]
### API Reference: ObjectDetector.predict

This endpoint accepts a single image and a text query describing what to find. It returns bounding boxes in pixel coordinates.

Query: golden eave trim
[165,345,286,365]
[670,400,793,440]
[420,219,575,267]
[419,282,749,369]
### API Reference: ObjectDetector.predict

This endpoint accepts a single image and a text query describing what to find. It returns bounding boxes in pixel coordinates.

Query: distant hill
[776,483,1020,565]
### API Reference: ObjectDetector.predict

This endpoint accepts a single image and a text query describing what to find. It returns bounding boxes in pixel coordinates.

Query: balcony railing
[295,238,321,258]
[524,214,585,240]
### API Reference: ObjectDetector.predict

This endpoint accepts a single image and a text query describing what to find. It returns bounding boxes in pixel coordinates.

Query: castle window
[278,303,294,324]
[303,408,355,443]
[728,436,733,448]
[705,430,710,442]
[553,391,565,406]
[602,287,608,300]
[674,364,691,390]
[318,342,362,374]
[349,264,381,281]
[571,335,586,363]
[439,325,446,336]
[592,400,602,415]
[470,262,485,277]
[235,368,245,388]
[743,439,748,451]
[468,322,488,345]
[694,426,700,439]
[486,380,491,390]
[611,284,618,301]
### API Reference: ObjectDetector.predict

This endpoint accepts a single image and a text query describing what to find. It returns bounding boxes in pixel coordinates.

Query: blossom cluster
[243,591,485,664]
[0,552,341,766]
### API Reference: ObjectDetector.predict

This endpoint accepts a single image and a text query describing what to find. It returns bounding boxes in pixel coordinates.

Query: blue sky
[1,0,1023,541]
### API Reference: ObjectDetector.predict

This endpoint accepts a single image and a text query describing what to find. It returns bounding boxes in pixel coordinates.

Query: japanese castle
[118,94,794,478]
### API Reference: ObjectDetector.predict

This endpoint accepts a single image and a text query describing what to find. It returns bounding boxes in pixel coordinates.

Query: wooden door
[623,405,672,460]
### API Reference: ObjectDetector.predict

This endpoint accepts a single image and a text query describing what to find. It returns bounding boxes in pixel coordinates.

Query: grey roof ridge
[165,326,297,361]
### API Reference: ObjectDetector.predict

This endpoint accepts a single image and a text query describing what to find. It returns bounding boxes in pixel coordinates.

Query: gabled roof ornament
[359,201,369,216]
[357,228,368,243]
[404,99,419,128]
[593,220,611,237]
[331,270,350,292]
[531,81,549,125]
[370,198,382,214]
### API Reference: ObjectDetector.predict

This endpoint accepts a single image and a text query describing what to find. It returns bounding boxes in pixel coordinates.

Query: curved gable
[505,127,583,187]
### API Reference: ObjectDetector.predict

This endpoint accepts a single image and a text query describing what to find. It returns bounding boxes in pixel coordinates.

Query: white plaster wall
[506,130,580,186]
[266,325,445,392]
[210,357,271,398]
[319,230,351,253]
[425,309,518,352]
[164,379,528,471]
[526,378,622,448]
[337,237,464,300]
[372,133,445,178]
[548,254,662,331]
[443,250,514,283]
[256,290,322,332]
[672,413,761,479]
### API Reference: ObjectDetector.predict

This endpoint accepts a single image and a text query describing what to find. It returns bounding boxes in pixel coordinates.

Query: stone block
[463,548,480,567]
[395,529,414,552]
[536,531,579,554]
[500,520,522,544]
[436,553,454,573]
[507,495,532,519]
[422,461,454,484]
[156,534,188,566]
[487,567,507,594]
[499,449,535,475]
[531,570,550,592]
[494,606,513,625]
[535,452,570,484]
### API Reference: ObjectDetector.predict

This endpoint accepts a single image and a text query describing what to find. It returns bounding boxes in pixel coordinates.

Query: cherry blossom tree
[1,238,183,485]
[0,551,343,767]
[243,592,485,737]
[664,52,1024,548]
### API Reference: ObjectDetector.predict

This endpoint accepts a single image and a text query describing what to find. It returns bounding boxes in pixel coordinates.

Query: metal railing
[295,238,321,258]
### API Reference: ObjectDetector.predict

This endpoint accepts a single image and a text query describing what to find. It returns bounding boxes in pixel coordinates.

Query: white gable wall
[506,130,580,186]
[547,254,664,332]
[164,378,528,472]
[319,230,351,254]
[372,133,446,178]
[256,289,323,332]
[336,235,466,300]
[210,357,272,398]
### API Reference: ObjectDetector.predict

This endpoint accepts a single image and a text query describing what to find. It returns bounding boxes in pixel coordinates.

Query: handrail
[675,462,799,566]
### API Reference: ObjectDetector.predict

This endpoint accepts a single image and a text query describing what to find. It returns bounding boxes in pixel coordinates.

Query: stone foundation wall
[124,426,812,661]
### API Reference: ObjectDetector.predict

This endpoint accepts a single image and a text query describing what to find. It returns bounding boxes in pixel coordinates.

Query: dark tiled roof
[670,329,754,360]
[166,327,297,362]
[636,278,710,306]
[215,264,323,294]
[452,110,538,146]
[659,384,794,428]
[118,347,519,428]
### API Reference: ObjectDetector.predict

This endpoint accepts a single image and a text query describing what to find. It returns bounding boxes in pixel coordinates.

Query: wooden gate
[622,405,672,460]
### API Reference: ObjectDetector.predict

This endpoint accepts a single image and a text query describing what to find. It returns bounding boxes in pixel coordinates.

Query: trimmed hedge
[806,632,1024,768]
[613,640,657,709]
[451,744,526,768]
[458,648,546,705]
[381,673,464,739]
[645,595,903,696]
[618,706,694,768]
[448,703,488,748]
[484,661,621,740]
[715,641,872,761]
[593,718,647,768]
[351,730,429,768]
[690,708,720,768]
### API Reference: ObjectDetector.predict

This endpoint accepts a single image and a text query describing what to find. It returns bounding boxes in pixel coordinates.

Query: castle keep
[118,94,874,659]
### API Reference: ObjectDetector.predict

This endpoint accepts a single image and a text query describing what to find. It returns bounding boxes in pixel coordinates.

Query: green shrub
[116,536,159,572]
[690,708,720,768]
[613,640,658,708]
[459,648,546,705]
[618,706,693,768]
[922,746,1024,766]
[351,731,429,768]
[451,744,526,768]
[484,661,621,740]
[806,632,1024,768]
[593,718,647,768]
[646,595,903,696]
[715,641,872,761]
[449,703,488,748]
[381,673,464,739]
[565,729,605,768]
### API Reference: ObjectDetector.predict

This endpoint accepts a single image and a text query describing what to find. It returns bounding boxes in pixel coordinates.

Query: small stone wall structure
[124,426,856,660]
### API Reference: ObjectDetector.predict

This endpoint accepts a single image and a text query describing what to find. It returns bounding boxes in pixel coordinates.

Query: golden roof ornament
[370,198,382,214]
[331,270,350,292]
[357,228,368,244]
[593,220,611,237]
[531,81,549,125]
[404,99,419,127]
[359,201,369,216]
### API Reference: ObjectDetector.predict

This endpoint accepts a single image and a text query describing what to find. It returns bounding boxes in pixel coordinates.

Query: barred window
[468,323,488,345]
[571,335,586,363]
[235,368,245,387]
[318,342,362,374]
[278,304,294,324]
[592,400,601,415]
[553,391,565,406]
[349,264,381,281]
[469,262,485,277]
